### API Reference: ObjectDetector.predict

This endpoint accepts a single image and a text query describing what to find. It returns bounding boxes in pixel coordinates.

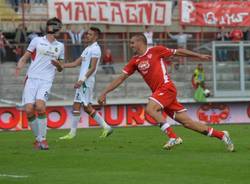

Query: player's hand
[199,54,212,60]
[98,94,106,105]
[15,67,21,78]
[51,60,60,67]
[74,80,84,89]
[51,60,63,72]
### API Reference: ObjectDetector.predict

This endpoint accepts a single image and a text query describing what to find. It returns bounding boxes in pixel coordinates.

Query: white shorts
[22,78,52,105]
[74,83,93,106]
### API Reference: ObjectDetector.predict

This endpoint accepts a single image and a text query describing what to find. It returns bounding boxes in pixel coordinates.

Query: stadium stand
[0,0,20,21]
[1,59,249,106]
[0,60,234,102]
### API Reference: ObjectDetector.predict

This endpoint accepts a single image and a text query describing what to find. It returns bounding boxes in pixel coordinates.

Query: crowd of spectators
[101,48,115,74]
[0,30,11,63]
[215,28,247,62]
[9,0,47,12]
[67,25,85,61]
[1,21,250,67]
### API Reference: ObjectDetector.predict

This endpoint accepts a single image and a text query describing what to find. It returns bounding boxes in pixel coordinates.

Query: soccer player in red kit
[98,33,234,152]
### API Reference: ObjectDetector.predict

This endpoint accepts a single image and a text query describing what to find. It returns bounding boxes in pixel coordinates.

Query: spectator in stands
[192,63,206,89]
[215,28,229,62]
[166,29,192,69]
[244,29,250,64]
[229,29,243,61]
[172,0,178,13]
[244,28,250,41]
[192,63,211,101]
[102,48,115,74]
[230,29,243,42]
[0,30,11,63]
[39,20,46,35]
[167,30,192,49]
[98,33,234,152]
[28,31,38,43]
[9,0,19,12]
[23,0,31,13]
[34,0,47,5]
[12,43,22,64]
[14,24,28,56]
[15,24,28,43]
[143,26,154,47]
[67,25,85,60]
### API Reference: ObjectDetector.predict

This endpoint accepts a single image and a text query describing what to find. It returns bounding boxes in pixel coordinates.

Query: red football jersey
[123,46,176,92]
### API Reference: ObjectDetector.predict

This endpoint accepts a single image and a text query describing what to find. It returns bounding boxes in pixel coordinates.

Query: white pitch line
[0,174,29,178]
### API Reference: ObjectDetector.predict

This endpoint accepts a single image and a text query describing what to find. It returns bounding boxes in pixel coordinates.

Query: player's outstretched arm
[63,57,82,68]
[15,51,31,77]
[98,73,129,105]
[166,31,175,40]
[175,48,212,60]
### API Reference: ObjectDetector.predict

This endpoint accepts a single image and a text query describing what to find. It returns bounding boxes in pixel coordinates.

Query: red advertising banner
[0,102,250,131]
[48,0,172,25]
[180,0,250,27]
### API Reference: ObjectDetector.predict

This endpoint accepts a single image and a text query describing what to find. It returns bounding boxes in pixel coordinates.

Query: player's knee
[72,110,80,116]
[181,119,193,129]
[25,107,35,117]
[145,106,153,115]
[72,106,81,116]
[83,106,96,117]
[83,105,91,113]
[35,105,46,114]
[145,105,158,116]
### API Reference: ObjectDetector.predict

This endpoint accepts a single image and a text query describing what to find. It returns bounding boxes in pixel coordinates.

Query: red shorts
[149,82,186,119]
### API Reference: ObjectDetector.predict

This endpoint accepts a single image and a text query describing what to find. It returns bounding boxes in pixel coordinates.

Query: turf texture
[0,124,249,184]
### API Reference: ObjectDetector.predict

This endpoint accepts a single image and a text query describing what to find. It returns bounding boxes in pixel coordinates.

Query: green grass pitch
[0,124,250,184]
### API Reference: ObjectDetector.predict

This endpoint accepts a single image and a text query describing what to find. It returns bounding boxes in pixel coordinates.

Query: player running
[15,17,64,150]
[98,33,234,152]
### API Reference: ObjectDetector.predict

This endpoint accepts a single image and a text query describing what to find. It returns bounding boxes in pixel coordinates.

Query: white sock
[37,115,47,141]
[28,116,38,137]
[160,122,170,132]
[93,113,110,129]
[69,114,80,136]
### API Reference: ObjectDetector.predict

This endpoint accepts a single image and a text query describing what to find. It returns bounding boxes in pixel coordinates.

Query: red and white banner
[1,102,250,131]
[48,0,172,25]
[180,0,250,27]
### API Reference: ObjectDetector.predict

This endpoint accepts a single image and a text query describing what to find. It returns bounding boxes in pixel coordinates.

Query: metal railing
[0,38,215,103]
[212,41,250,97]
[1,38,212,64]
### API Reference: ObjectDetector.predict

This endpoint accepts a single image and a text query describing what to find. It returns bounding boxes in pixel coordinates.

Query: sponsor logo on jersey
[138,60,150,75]
[40,43,48,46]
[44,91,49,100]
[147,54,152,59]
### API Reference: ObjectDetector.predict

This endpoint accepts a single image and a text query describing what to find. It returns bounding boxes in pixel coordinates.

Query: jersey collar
[138,47,149,58]
[88,41,97,47]
[44,35,57,44]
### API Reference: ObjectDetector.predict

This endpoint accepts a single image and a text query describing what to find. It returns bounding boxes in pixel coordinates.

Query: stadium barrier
[0,98,250,131]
